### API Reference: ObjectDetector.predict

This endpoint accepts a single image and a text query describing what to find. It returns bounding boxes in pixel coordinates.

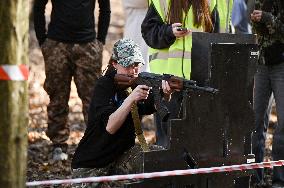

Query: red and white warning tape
[0,64,29,81]
[26,160,284,187]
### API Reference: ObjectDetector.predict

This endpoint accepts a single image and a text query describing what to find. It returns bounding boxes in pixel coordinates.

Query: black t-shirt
[33,0,111,45]
[71,71,156,169]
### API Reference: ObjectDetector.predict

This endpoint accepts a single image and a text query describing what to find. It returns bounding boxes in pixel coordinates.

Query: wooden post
[0,0,29,187]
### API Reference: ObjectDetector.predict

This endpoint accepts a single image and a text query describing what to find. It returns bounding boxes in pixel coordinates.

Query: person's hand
[172,23,191,38]
[251,10,263,22]
[128,85,150,103]
[162,80,173,101]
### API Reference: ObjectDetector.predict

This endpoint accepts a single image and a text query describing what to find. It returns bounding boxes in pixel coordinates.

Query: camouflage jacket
[252,0,284,48]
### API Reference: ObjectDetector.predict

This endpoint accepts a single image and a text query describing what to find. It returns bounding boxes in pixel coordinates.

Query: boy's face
[114,62,140,76]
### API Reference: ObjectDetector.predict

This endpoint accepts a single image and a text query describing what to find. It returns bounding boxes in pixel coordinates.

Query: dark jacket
[252,0,284,65]
[141,3,219,50]
[141,3,176,49]
[71,70,156,168]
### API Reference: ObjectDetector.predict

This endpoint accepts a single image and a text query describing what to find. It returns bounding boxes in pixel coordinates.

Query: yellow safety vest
[212,0,233,33]
[148,0,216,79]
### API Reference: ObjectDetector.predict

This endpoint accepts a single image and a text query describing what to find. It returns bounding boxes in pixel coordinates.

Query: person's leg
[155,114,168,147]
[155,91,183,148]
[270,62,284,185]
[73,40,103,124]
[72,166,113,188]
[72,146,146,188]
[42,39,73,152]
[253,64,273,183]
[114,145,143,175]
[112,145,164,186]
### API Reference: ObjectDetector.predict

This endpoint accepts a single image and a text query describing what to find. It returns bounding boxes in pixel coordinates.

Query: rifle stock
[114,74,137,87]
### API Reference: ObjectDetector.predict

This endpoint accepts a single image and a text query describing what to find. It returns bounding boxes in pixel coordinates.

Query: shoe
[272,182,284,188]
[52,147,68,161]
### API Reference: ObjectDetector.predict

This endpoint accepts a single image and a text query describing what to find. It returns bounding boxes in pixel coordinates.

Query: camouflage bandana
[111,38,145,67]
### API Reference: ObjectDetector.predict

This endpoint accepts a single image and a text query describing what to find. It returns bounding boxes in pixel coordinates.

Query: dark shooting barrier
[125,33,258,188]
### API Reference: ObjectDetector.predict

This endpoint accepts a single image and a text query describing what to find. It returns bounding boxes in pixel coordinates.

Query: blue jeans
[253,62,284,184]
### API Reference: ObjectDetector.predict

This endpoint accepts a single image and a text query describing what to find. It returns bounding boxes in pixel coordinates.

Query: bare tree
[0,0,29,187]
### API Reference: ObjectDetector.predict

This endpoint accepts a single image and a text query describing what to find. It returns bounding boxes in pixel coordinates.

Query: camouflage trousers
[71,145,163,188]
[41,38,103,146]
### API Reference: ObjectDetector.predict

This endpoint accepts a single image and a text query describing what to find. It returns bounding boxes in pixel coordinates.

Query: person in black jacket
[71,39,172,188]
[33,0,111,160]
[251,0,284,187]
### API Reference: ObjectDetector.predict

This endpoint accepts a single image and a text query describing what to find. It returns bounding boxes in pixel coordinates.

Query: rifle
[114,72,218,121]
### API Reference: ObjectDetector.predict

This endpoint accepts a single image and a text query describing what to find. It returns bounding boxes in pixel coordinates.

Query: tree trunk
[29,0,34,27]
[0,0,29,187]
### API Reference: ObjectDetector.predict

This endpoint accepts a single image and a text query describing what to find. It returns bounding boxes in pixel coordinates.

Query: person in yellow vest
[214,0,234,33]
[141,0,214,147]
[142,0,213,79]
[141,0,233,79]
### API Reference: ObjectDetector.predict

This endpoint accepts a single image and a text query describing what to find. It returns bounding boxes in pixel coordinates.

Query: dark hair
[102,58,116,76]
[261,0,273,11]
[167,0,213,32]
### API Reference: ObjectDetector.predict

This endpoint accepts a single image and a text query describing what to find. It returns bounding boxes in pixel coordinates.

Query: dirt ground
[27,1,276,187]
